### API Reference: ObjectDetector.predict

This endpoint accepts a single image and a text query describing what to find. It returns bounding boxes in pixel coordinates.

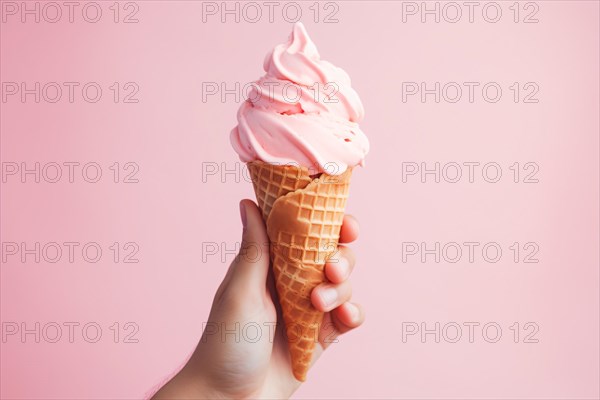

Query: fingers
[221,200,270,292]
[324,246,355,284]
[311,280,352,313]
[317,302,366,350]
[339,214,359,244]
[310,215,362,358]
[330,302,365,334]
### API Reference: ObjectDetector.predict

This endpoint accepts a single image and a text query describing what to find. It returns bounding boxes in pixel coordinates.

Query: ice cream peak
[230,22,369,175]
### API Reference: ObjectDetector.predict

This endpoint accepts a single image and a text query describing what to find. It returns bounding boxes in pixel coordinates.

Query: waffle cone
[247,161,352,381]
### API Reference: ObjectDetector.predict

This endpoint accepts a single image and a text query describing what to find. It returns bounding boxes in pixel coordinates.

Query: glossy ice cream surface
[230,23,369,175]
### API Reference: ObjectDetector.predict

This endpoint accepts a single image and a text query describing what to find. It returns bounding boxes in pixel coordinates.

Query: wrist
[151,366,224,400]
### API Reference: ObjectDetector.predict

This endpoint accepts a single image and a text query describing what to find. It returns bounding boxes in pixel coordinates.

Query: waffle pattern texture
[247,161,352,381]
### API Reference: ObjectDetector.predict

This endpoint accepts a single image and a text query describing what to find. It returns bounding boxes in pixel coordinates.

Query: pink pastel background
[1,1,599,399]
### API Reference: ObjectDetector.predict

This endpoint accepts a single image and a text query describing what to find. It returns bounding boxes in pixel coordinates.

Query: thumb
[227,199,270,290]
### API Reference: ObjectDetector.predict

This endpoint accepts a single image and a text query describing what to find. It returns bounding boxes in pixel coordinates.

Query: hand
[152,199,365,399]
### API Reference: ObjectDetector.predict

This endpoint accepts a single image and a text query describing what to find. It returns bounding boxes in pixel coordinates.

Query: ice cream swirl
[230,22,369,175]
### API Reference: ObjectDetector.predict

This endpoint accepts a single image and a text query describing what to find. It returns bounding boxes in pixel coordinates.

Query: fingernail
[338,257,350,280]
[346,303,360,322]
[239,202,247,228]
[320,287,338,307]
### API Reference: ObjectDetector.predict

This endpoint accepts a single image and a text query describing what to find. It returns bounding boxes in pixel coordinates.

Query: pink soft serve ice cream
[230,22,369,175]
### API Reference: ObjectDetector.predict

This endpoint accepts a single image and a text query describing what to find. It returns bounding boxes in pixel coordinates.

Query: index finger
[339,214,359,244]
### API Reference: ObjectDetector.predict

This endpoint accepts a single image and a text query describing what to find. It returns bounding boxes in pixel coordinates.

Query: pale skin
[152,199,365,399]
